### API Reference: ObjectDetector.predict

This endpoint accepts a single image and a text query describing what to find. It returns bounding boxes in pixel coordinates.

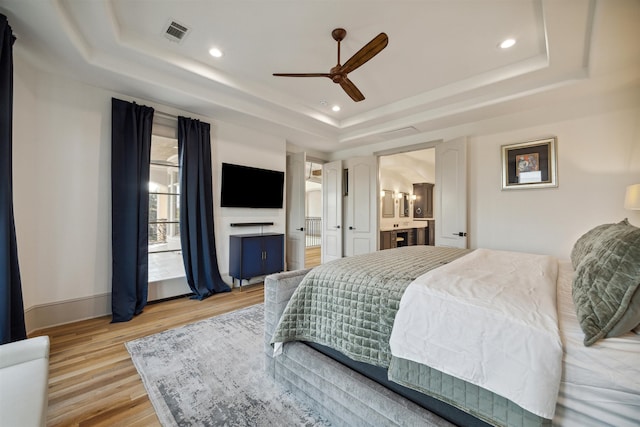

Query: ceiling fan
[273,28,388,102]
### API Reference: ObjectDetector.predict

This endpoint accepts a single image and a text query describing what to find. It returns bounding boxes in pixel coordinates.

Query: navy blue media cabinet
[229,233,284,286]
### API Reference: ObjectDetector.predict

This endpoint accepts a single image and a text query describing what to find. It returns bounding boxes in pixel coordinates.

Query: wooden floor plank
[31,285,264,426]
[305,246,321,268]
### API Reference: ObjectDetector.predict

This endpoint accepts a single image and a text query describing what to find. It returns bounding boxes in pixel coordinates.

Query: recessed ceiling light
[499,38,516,49]
[332,105,341,112]
[209,47,223,58]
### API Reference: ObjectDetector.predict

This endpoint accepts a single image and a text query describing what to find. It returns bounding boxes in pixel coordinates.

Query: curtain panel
[0,14,26,344]
[111,98,154,322]
[178,117,230,299]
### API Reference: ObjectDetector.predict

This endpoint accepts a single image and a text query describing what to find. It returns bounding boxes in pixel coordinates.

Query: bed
[264,221,640,426]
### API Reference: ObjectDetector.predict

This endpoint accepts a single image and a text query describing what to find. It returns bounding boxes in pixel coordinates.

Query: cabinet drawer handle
[349,226,355,230]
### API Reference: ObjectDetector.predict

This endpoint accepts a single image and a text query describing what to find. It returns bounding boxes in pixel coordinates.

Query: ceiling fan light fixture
[209,47,223,58]
[499,38,516,49]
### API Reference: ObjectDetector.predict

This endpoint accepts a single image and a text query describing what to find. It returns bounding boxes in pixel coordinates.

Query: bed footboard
[263,269,454,427]
[264,269,311,375]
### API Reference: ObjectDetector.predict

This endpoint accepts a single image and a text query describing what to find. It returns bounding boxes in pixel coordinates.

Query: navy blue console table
[229,233,284,287]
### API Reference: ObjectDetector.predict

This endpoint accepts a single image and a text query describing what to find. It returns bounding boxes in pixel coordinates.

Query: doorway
[378,148,436,248]
[377,137,468,249]
[305,161,322,268]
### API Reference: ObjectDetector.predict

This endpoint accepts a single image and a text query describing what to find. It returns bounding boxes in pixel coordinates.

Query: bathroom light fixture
[332,105,341,112]
[624,184,640,209]
[209,47,223,58]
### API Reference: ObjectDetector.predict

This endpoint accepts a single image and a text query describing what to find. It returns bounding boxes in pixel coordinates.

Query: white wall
[306,188,321,217]
[468,107,640,258]
[12,55,286,315]
[212,121,286,286]
[12,54,41,310]
[13,58,112,310]
[331,94,640,258]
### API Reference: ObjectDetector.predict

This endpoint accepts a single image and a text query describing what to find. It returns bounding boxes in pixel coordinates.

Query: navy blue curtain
[178,117,230,299]
[111,98,154,322]
[0,14,26,344]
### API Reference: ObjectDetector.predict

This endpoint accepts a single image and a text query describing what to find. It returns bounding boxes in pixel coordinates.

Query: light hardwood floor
[31,285,264,427]
[305,246,321,268]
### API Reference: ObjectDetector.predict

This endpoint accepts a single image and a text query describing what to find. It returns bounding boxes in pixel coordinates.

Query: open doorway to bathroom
[378,148,436,249]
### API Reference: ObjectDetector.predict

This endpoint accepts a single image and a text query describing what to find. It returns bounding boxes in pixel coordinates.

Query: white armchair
[0,336,50,427]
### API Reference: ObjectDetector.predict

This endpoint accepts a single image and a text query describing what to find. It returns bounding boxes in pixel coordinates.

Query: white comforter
[389,248,562,419]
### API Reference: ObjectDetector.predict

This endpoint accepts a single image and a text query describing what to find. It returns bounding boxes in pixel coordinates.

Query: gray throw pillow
[570,219,630,269]
[572,222,640,346]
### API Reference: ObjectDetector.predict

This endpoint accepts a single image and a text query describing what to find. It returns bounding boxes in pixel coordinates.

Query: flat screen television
[220,162,285,208]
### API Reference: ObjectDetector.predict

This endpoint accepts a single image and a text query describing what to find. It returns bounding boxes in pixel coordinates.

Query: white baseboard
[25,277,195,334]
[25,293,111,334]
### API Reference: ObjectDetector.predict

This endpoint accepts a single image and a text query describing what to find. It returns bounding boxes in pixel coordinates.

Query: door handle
[452,232,467,237]
[349,226,355,230]
[297,228,304,231]
[335,225,341,229]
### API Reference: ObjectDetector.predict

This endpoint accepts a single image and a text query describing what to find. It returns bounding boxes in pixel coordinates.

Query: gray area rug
[126,304,331,426]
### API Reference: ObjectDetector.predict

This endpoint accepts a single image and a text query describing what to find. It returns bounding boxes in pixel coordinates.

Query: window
[148,135,185,282]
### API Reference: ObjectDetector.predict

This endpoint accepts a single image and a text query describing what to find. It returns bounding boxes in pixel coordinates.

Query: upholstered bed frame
[264,269,477,427]
[264,220,640,427]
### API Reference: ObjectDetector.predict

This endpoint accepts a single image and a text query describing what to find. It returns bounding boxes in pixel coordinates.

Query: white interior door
[322,160,343,263]
[435,137,468,248]
[345,156,377,256]
[286,152,306,271]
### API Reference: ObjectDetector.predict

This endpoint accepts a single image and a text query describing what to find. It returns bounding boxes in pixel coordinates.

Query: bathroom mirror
[399,192,410,217]
[381,190,394,218]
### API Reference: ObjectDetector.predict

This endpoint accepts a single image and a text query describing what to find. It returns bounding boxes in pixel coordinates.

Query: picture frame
[501,137,557,190]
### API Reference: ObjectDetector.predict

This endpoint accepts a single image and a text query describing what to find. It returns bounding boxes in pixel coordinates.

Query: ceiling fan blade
[340,32,388,75]
[273,73,332,77]
[339,77,365,102]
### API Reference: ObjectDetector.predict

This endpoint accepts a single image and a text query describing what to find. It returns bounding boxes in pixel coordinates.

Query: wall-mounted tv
[220,162,285,208]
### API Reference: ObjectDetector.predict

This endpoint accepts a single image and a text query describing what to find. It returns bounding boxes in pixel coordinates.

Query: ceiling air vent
[164,20,190,43]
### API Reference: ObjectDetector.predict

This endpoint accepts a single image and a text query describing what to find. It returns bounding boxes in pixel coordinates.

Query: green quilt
[271,245,470,367]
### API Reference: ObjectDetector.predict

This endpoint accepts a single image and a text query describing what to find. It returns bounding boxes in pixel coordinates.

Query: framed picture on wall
[501,137,558,190]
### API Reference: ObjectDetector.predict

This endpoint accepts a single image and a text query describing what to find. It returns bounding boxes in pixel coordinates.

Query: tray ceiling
[2,0,639,153]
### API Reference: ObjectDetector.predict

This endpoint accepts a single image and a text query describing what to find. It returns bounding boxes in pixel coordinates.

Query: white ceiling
[2,0,639,154]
